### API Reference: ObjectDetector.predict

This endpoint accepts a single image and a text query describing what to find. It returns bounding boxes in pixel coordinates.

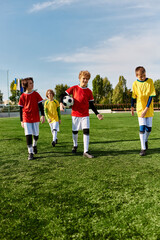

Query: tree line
[8,76,160,104]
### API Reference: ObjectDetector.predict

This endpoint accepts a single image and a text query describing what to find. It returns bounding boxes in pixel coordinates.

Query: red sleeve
[88,89,94,101]
[66,86,75,95]
[18,94,24,107]
[36,92,43,103]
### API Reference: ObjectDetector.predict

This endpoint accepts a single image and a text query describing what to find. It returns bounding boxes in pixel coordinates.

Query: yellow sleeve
[132,82,137,99]
[150,79,156,97]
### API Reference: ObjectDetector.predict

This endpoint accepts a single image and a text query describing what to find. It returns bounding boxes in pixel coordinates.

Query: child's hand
[141,107,148,118]
[59,120,61,124]
[131,107,134,116]
[48,119,52,123]
[21,122,24,128]
[97,114,103,120]
[41,116,45,124]
[60,103,65,112]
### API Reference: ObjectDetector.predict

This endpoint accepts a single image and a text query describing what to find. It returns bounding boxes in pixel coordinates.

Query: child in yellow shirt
[131,66,156,156]
[44,89,61,147]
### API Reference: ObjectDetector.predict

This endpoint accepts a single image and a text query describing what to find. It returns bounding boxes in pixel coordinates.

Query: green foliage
[154,79,160,102]
[55,84,70,101]
[92,75,112,104]
[9,80,21,104]
[1,113,160,239]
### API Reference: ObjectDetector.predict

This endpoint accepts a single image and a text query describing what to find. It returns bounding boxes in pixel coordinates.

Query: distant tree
[0,90,3,103]
[92,75,105,103]
[9,80,21,104]
[154,79,160,102]
[112,76,126,104]
[55,84,70,101]
[100,77,113,104]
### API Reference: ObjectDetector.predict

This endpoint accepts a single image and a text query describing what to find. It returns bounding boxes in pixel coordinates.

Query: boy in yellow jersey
[44,89,61,147]
[131,66,156,156]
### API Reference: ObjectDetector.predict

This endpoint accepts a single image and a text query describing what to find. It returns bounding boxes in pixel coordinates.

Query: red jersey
[18,91,43,123]
[66,85,94,117]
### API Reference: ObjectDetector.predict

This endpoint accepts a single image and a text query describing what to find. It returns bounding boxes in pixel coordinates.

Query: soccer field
[1,113,160,240]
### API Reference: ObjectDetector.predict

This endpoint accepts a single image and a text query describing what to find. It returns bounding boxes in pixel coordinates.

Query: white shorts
[138,117,153,127]
[24,122,39,136]
[49,121,59,132]
[72,116,90,131]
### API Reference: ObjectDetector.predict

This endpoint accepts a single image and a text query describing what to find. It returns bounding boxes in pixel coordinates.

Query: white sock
[52,130,57,142]
[139,133,146,150]
[27,144,33,154]
[72,133,78,147]
[83,134,89,153]
[32,139,37,147]
[145,131,151,142]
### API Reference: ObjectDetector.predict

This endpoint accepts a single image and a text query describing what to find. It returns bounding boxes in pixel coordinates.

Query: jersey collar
[137,78,148,83]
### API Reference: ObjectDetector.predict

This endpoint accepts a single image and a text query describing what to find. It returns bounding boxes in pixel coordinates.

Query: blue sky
[1,0,160,100]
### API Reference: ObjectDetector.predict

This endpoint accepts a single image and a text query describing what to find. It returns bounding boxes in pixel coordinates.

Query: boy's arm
[89,101,103,120]
[60,92,68,111]
[57,106,61,123]
[20,106,24,128]
[131,98,136,116]
[38,102,45,123]
[141,96,153,118]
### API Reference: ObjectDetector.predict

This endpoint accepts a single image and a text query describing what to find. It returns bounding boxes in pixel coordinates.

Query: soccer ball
[63,95,74,107]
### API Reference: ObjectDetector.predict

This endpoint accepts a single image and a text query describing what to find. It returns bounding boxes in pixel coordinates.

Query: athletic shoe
[145,141,148,150]
[33,146,37,154]
[72,146,78,153]
[55,139,58,144]
[83,151,94,158]
[52,141,56,147]
[139,150,146,156]
[28,153,34,160]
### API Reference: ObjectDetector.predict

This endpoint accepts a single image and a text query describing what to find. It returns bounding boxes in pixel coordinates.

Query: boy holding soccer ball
[131,66,156,156]
[44,89,61,147]
[60,70,103,158]
[18,77,45,160]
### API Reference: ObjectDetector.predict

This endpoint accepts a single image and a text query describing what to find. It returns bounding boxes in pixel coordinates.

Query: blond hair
[79,70,91,80]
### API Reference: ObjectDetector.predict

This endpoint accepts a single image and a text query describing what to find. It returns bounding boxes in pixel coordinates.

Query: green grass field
[1,112,160,240]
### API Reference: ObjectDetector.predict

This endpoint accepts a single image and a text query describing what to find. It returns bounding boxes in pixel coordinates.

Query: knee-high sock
[139,132,146,150]
[33,136,38,147]
[83,134,89,153]
[72,133,78,147]
[52,130,57,142]
[145,131,151,142]
[27,145,33,154]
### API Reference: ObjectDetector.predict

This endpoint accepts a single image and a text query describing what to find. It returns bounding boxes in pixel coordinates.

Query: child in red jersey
[60,70,103,158]
[18,77,45,160]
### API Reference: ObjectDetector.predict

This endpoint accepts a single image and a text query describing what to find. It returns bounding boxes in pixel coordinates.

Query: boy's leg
[50,122,59,147]
[33,135,38,154]
[145,117,152,149]
[24,123,34,160]
[72,131,78,147]
[138,117,147,156]
[32,123,40,154]
[82,117,94,158]
[72,117,79,153]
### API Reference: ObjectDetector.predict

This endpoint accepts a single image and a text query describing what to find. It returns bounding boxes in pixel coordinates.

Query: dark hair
[135,66,146,73]
[21,77,34,91]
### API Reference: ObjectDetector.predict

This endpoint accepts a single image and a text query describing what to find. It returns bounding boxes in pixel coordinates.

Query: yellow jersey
[132,78,156,117]
[44,99,61,123]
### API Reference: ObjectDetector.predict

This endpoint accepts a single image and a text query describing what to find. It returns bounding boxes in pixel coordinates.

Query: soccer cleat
[72,146,78,153]
[83,151,94,158]
[139,150,146,156]
[145,141,148,150]
[28,153,34,160]
[33,146,37,154]
[52,141,56,147]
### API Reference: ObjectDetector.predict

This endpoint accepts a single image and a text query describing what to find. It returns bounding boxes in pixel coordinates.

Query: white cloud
[29,0,76,13]
[44,30,160,88]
